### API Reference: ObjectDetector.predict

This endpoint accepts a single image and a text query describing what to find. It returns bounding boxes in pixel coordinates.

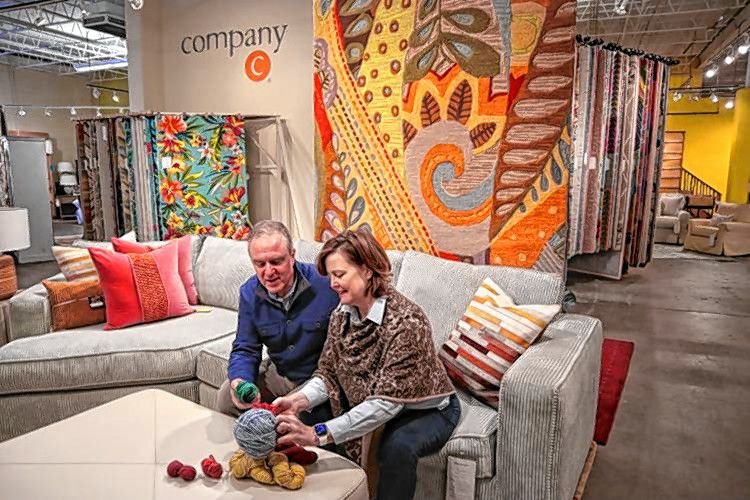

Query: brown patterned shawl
[313,288,455,471]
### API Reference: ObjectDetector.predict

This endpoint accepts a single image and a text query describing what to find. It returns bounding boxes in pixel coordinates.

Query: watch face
[314,423,327,436]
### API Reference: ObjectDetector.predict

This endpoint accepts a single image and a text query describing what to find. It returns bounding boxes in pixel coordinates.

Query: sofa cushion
[659,194,684,216]
[0,307,237,396]
[692,224,719,238]
[293,239,405,284]
[655,215,679,232]
[196,335,234,387]
[195,237,254,310]
[395,251,563,347]
[418,389,497,478]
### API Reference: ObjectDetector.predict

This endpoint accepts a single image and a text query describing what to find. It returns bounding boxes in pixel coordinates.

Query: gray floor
[570,257,750,499]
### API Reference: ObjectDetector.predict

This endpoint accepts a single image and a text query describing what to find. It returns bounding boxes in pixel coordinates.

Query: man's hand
[276,414,318,447]
[230,378,259,410]
[272,392,311,416]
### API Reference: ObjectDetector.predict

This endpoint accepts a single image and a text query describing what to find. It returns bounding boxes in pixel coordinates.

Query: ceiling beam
[691,0,750,69]
[577,5,744,22]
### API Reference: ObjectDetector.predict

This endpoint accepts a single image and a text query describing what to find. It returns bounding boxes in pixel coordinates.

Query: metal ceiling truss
[0,0,127,74]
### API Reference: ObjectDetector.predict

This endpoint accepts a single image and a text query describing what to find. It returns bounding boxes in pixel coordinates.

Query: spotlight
[613,0,628,15]
[112,92,120,103]
[70,107,77,116]
[690,95,700,102]
[739,36,750,55]
[129,0,144,10]
[44,108,53,117]
[710,93,719,103]
[17,107,26,117]
[724,52,735,65]
[91,88,101,99]
[672,92,682,102]
[705,66,718,78]
[96,107,103,118]
[725,99,735,109]
[119,107,125,114]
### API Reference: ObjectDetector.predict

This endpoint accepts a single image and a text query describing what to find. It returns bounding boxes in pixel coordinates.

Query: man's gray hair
[249,220,294,252]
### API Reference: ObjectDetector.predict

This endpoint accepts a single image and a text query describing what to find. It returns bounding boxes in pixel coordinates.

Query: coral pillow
[88,244,193,330]
[439,278,560,408]
[111,235,198,305]
[43,279,106,331]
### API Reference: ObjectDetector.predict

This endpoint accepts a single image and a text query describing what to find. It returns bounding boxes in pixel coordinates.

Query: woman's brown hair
[316,229,392,297]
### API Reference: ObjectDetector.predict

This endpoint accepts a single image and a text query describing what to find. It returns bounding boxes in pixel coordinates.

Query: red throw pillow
[111,236,198,305]
[88,244,193,330]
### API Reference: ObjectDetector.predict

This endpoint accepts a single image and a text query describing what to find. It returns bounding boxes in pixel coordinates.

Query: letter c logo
[245,50,271,82]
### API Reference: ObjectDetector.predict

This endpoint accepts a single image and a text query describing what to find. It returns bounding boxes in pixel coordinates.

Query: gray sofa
[1,236,602,500]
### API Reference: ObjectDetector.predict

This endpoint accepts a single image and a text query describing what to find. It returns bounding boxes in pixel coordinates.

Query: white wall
[0,65,96,165]
[126,0,314,238]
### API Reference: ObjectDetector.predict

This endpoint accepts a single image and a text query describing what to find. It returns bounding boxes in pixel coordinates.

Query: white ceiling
[578,0,750,88]
[0,0,127,81]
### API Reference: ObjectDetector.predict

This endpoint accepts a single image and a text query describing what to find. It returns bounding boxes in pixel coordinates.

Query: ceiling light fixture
[119,107,125,114]
[710,93,719,103]
[96,108,103,118]
[74,60,128,73]
[738,35,750,55]
[44,108,53,117]
[70,107,77,116]
[725,99,735,109]
[613,0,628,15]
[129,0,144,10]
[91,88,101,99]
[705,66,718,78]
[690,95,700,102]
[112,92,120,103]
[724,52,735,65]
[672,92,682,102]
[17,107,26,117]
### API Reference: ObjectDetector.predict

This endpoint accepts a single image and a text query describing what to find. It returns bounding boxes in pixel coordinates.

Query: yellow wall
[727,89,750,204]
[666,97,735,197]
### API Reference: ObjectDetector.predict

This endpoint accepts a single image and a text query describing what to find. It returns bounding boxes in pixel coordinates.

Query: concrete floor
[570,257,750,499]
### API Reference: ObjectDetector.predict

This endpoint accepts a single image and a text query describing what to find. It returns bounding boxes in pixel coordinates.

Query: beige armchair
[654,193,690,244]
[684,202,750,256]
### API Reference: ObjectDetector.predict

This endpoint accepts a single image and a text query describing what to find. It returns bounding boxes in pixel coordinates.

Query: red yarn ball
[275,442,318,466]
[201,455,223,479]
[166,460,183,477]
[178,465,197,481]
[251,402,280,415]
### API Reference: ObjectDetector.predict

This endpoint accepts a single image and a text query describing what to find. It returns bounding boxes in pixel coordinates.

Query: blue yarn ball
[234,408,277,459]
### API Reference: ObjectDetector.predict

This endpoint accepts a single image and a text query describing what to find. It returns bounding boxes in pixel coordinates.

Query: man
[216,220,339,424]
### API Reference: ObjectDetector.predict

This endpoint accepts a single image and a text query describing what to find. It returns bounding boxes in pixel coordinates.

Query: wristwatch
[314,423,330,447]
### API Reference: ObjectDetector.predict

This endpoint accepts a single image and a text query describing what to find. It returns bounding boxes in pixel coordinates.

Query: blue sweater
[227,262,340,384]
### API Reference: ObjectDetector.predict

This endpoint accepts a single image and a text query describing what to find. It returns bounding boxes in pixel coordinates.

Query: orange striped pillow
[439,278,560,407]
[52,246,99,282]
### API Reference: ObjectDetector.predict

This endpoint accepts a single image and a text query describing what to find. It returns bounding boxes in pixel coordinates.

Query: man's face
[249,233,296,296]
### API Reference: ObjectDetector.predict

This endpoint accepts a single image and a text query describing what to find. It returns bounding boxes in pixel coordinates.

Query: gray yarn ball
[233,408,277,459]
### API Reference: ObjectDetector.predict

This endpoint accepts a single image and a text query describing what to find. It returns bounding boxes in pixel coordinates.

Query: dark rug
[595,338,635,445]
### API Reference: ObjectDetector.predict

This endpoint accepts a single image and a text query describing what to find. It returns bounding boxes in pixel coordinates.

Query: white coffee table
[0,389,368,499]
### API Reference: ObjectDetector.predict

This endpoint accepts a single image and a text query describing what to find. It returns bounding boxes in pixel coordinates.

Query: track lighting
[690,95,700,102]
[17,107,26,117]
[724,52,735,65]
[710,93,719,103]
[739,36,750,55]
[92,88,101,99]
[44,108,53,117]
[725,99,735,110]
[70,107,77,116]
[96,108,103,118]
[672,92,682,102]
[613,0,628,15]
[112,92,120,103]
[705,66,718,78]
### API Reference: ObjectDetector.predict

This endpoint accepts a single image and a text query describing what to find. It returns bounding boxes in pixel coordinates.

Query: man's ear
[289,248,296,261]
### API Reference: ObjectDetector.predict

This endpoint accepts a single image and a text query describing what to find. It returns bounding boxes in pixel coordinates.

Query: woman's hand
[275,414,318,447]
[272,392,310,416]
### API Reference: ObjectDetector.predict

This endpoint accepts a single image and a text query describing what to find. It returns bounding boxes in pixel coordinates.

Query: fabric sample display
[155,114,250,240]
[111,235,198,305]
[51,246,99,282]
[439,277,559,407]
[568,40,670,270]
[42,279,106,331]
[313,0,576,274]
[88,243,193,330]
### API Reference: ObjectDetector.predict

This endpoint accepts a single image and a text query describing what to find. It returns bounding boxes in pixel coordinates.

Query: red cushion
[111,236,198,305]
[88,244,193,330]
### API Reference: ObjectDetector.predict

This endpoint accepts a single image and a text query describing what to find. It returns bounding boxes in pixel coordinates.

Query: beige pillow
[660,196,683,216]
[51,246,98,282]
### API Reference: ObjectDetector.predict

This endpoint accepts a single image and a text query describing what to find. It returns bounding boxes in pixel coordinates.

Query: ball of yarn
[201,454,223,479]
[178,465,197,481]
[166,460,183,478]
[234,408,277,459]
[235,381,259,404]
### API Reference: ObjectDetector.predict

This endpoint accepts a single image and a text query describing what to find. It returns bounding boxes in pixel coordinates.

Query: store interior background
[1,0,749,498]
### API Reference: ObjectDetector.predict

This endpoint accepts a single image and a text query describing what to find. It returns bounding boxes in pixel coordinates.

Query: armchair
[684,202,750,256]
[654,193,690,244]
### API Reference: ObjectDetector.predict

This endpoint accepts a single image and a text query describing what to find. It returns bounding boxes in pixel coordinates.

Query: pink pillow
[88,244,193,330]
[111,236,198,305]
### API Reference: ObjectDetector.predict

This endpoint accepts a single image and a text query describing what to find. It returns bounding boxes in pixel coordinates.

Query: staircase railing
[680,169,721,201]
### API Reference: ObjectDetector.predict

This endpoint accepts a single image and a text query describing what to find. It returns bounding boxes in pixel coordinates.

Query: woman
[274,229,460,500]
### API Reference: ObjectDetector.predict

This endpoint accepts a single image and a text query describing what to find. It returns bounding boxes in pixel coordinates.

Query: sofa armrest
[688,218,711,231]
[497,314,602,500]
[8,275,62,341]
[719,221,750,234]
[677,210,690,242]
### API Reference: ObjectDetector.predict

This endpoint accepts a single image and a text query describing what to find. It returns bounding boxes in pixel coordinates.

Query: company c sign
[179,23,288,82]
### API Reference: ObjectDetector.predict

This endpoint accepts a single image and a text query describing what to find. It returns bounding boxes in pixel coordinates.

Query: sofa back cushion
[659,193,684,216]
[195,236,254,310]
[718,202,750,223]
[395,251,563,346]
[293,239,405,284]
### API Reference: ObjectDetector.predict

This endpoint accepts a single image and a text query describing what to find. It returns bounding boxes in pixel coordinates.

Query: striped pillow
[439,278,560,407]
[51,246,99,282]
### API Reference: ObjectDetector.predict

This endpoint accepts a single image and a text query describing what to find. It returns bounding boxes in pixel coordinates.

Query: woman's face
[325,250,372,305]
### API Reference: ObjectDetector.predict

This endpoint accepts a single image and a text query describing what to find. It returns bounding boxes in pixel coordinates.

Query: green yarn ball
[235,381,259,404]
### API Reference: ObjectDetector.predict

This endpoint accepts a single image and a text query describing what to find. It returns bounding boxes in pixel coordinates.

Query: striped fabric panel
[440,277,560,408]
[51,246,98,282]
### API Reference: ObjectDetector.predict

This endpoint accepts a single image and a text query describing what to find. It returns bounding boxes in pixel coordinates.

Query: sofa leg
[446,457,476,500]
